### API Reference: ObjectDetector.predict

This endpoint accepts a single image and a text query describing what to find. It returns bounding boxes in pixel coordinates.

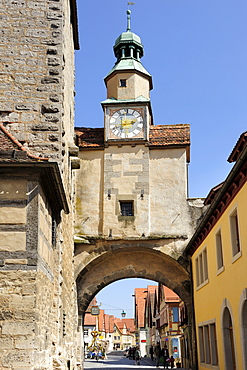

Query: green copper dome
[104,10,153,89]
[113,10,144,62]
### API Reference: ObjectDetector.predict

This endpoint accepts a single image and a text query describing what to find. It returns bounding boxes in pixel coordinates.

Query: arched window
[240,289,247,369]
[222,304,236,370]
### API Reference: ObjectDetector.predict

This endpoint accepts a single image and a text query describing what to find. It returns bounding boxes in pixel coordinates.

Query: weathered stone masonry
[0,0,80,369]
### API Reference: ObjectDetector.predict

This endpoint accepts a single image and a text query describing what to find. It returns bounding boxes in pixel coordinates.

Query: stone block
[0,207,26,225]
[2,321,35,335]
[47,57,60,66]
[0,295,10,308]
[41,76,59,84]
[2,350,33,367]
[5,259,28,265]
[15,335,34,349]
[0,337,13,349]
[0,232,26,252]
[0,310,14,320]
[9,294,34,309]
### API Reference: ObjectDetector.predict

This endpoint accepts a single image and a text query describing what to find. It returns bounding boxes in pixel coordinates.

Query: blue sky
[75,0,247,317]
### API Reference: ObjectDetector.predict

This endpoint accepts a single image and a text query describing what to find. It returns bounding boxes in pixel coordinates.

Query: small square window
[120,79,127,87]
[120,201,134,216]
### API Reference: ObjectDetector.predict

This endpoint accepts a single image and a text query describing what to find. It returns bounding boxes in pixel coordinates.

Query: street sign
[91,306,100,315]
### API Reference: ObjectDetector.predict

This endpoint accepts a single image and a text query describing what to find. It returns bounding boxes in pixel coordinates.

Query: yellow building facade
[185,132,247,370]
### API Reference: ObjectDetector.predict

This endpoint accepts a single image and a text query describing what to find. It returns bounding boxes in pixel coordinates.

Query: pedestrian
[149,345,154,361]
[169,356,175,369]
[154,342,161,367]
[161,345,169,369]
[135,346,141,365]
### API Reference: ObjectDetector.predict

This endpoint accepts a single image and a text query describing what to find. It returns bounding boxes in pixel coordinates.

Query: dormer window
[120,79,127,87]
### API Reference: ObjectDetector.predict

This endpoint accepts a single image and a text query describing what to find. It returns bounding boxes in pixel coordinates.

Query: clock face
[109,108,144,139]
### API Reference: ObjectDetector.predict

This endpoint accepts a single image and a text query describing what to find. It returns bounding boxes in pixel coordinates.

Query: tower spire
[126,10,131,32]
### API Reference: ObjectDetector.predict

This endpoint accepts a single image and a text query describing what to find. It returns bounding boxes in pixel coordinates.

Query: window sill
[118,215,135,222]
[232,250,242,264]
[216,266,225,276]
[200,363,219,369]
[196,279,209,291]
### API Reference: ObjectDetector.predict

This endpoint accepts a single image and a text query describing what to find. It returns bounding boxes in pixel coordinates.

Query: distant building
[83,298,135,353]
[144,286,159,354]
[113,320,135,350]
[158,285,182,360]
[185,132,247,369]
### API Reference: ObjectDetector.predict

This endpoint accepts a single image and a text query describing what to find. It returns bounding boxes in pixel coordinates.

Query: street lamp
[121,310,126,318]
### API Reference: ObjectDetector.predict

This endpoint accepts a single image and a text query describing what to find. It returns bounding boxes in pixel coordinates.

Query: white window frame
[198,319,219,367]
[229,206,242,262]
[195,246,209,289]
[215,227,224,274]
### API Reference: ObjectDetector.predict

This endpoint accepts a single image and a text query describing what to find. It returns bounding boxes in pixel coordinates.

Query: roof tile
[0,123,48,162]
[75,124,190,149]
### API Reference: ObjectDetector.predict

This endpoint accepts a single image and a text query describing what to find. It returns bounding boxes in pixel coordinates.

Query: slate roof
[75,124,190,150]
[0,123,48,162]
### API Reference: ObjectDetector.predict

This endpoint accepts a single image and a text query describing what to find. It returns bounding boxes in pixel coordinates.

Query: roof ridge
[0,123,49,161]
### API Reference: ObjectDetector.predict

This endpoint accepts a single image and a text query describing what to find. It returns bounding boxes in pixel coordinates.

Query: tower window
[119,201,134,216]
[120,79,127,87]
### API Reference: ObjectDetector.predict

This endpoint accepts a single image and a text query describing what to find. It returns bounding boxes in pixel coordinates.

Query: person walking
[154,343,161,367]
[169,356,175,369]
[161,345,169,369]
[149,345,154,361]
[135,346,141,365]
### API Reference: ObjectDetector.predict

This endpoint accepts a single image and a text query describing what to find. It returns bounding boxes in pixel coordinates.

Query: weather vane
[126,2,135,32]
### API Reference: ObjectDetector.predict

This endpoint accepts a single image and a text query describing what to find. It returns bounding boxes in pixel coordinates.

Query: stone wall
[74,145,201,245]
[0,0,75,161]
[0,0,80,368]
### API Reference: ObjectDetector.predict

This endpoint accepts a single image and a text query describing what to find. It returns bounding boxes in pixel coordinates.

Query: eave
[0,161,69,215]
[70,0,80,50]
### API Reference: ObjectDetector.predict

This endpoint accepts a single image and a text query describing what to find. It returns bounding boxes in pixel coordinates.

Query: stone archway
[75,240,197,369]
[76,246,191,312]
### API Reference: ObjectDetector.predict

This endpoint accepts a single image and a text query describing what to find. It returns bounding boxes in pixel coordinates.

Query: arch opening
[75,245,195,368]
[222,306,236,370]
[76,246,191,314]
[240,291,247,369]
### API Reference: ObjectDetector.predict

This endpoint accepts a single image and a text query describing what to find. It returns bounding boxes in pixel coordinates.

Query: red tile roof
[228,131,247,163]
[204,182,224,205]
[76,127,105,149]
[122,318,135,333]
[163,286,180,302]
[149,124,190,147]
[134,288,148,328]
[0,123,48,162]
[75,124,190,150]
[84,312,96,326]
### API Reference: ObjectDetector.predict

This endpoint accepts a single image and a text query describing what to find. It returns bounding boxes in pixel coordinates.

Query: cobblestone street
[84,351,187,370]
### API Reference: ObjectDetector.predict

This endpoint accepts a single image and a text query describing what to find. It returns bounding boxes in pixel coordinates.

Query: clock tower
[75,11,191,241]
[102,10,153,143]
